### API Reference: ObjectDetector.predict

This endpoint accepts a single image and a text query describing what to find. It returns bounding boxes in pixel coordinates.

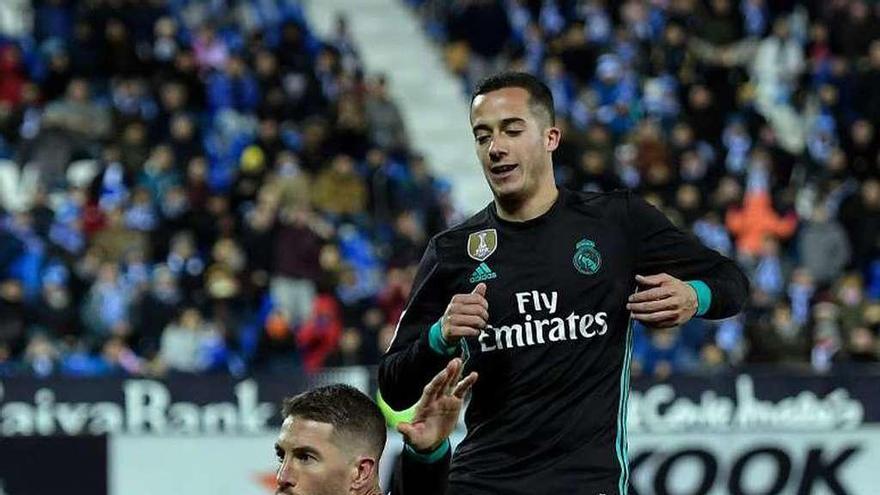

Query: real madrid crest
[467,229,498,261]
[573,238,601,275]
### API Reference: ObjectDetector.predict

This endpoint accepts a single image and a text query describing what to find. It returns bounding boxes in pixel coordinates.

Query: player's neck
[495,184,559,223]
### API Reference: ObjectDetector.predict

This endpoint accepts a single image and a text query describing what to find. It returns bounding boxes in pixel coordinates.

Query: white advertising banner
[109,429,880,495]
[4,371,877,494]
[109,431,420,495]
[628,428,880,495]
[110,435,280,495]
[624,374,878,495]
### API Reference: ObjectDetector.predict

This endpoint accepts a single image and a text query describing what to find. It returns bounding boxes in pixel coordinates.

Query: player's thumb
[396,422,415,440]
[472,282,487,297]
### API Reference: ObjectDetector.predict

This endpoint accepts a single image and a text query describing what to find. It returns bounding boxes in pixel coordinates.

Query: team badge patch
[573,238,601,275]
[467,229,497,261]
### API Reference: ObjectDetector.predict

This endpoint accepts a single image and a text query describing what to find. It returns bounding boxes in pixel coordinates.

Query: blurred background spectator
[0,0,878,379]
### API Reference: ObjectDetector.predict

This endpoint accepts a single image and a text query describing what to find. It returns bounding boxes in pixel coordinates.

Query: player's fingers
[422,365,449,400]
[452,372,478,399]
[628,287,673,303]
[636,273,674,286]
[448,314,486,329]
[444,305,488,326]
[631,309,679,323]
[634,274,661,286]
[453,293,489,310]
[455,303,490,321]
[442,359,462,394]
[636,272,675,284]
[626,298,677,313]
[433,360,457,399]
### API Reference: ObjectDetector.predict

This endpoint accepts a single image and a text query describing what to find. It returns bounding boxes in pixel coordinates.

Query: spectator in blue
[33,0,74,43]
[633,324,698,379]
[81,262,132,343]
[590,54,638,137]
[542,57,576,119]
[207,54,261,113]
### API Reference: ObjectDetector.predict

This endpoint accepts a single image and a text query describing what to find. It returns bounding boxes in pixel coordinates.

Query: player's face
[274,417,353,495]
[471,87,559,202]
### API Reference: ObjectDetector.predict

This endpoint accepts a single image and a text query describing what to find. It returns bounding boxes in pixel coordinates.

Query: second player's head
[275,384,386,495]
[470,72,561,206]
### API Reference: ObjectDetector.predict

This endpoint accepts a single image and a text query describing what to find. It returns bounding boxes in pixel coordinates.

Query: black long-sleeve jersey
[378,188,749,494]
[390,446,451,495]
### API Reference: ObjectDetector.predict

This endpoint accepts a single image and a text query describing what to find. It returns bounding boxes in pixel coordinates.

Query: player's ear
[350,456,378,490]
[545,125,561,152]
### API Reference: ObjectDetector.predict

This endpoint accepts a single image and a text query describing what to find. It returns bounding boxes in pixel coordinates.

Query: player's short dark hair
[471,71,555,125]
[281,384,387,457]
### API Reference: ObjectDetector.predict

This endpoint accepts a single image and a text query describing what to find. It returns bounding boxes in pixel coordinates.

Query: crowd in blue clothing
[408,0,880,375]
[1,0,879,379]
[0,0,452,377]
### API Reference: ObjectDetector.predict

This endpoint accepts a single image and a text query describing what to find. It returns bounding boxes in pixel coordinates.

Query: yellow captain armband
[376,390,416,428]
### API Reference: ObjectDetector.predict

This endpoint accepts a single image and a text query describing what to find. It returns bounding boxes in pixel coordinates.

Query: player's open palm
[397,358,478,452]
[628,273,699,328]
[441,283,489,344]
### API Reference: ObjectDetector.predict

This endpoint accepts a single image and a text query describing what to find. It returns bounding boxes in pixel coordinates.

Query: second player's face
[471,87,555,202]
[274,417,353,495]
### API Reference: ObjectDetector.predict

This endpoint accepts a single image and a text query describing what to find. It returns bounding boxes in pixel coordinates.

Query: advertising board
[1,370,877,494]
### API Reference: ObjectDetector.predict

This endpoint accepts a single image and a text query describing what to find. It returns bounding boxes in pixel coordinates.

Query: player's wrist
[685,280,712,316]
[429,320,458,355]
[404,438,450,463]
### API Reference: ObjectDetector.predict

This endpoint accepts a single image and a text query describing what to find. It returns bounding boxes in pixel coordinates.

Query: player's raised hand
[627,273,698,328]
[397,358,478,452]
[441,283,489,344]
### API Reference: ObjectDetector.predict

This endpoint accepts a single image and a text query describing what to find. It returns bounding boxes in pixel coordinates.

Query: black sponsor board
[628,367,880,427]
[0,370,365,436]
[0,367,878,437]
[0,436,107,495]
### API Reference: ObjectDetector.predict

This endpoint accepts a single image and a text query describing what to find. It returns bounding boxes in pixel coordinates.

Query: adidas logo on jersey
[469,262,497,283]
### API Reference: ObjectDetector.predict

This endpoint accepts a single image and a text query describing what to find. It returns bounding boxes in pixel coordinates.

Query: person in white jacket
[751,17,806,152]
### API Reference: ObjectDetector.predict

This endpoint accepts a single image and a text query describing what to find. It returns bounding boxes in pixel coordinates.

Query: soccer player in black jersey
[378,72,748,494]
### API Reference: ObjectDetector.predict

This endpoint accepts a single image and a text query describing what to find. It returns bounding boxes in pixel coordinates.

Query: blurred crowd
[409,0,880,376]
[0,0,879,380]
[0,0,456,377]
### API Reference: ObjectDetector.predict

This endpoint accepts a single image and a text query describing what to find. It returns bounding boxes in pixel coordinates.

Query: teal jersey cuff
[686,280,712,317]
[428,320,458,356]
[404,438,450,464]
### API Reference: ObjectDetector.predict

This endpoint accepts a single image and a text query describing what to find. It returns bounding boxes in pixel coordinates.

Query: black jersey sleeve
[627,192,749,319]
[379,238,454,410]
[390,445,451,495]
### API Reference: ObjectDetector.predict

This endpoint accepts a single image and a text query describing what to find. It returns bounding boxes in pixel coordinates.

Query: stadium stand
[0,0,455,377]
[0,0,878,381]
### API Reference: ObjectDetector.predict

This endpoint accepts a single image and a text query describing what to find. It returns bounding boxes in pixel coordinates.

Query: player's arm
[391,358,477,495]
[392,443,451,495]
[378,239,488,410]
[626,192,749,326]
